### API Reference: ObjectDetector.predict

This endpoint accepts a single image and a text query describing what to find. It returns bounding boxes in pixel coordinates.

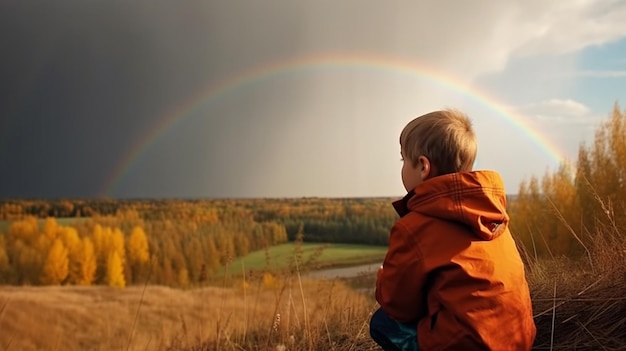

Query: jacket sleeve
[375,222,426,323]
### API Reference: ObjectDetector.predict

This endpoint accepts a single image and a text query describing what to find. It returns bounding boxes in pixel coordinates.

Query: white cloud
[509,0,626,57]
[511,99,605,134]
[517,99,591,117]
[284,0,626,81]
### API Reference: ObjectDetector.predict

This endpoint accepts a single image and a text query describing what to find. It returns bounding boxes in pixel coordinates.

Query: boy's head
[400,109,477,191]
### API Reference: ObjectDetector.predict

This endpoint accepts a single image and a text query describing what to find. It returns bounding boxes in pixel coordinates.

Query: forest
[0,196,398,287]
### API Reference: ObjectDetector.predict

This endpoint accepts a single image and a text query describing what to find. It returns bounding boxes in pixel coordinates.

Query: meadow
[217,242,387,277]
[0,280,376,351]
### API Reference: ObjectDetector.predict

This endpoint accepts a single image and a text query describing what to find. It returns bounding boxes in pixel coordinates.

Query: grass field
[0,277,378,351]
[218,243,387,277]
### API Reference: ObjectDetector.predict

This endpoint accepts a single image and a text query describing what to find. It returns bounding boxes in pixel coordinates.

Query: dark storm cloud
[0,1,306,198]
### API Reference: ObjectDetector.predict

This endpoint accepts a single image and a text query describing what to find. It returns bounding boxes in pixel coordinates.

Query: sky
[1,1,625,199]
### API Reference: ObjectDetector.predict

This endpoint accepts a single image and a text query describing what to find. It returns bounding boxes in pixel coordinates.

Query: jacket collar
[389,171,510,241]
[392,189,415,217]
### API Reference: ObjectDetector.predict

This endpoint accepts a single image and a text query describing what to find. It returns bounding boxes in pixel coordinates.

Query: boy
[370,110,536,350]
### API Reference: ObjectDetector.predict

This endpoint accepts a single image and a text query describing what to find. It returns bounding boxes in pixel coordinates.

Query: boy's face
[401,150,432,192]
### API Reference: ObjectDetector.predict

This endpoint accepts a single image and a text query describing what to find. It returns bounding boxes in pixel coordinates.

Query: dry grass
[0,274,379,351]
[525,224,626,351]
[0,284,224,351]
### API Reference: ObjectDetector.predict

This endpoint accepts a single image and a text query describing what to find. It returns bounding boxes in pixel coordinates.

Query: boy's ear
[417,155,432,180]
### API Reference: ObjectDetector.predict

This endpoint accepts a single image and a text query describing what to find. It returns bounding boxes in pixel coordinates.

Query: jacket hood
[392,170,509,241]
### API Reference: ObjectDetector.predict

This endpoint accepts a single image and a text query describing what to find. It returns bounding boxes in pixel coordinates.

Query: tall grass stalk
[127,257,155,351]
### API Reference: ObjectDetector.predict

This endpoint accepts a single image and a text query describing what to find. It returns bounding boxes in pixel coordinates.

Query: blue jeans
[369,308,419,351]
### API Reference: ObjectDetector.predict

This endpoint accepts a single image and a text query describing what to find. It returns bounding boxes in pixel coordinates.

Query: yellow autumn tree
[510,179,536,258]
[92,225,125,283]
[0,235,10,282]
[41,239,69,285]
[110,227,126,264]
[510,175,552,258]
[58,226,82,284]
[575,144,595,233]
[34,234,52,263]
[511,103,626,259]
[42,217,59,241]
[127,226,149,264]
[106,251,125,288]
[92,224,105,256]
[542,162,581,256]
[579,104,626,231]
[78,237,97,285]
[91,224,107,282]
[8,216,39,246]
[127,226,149,284]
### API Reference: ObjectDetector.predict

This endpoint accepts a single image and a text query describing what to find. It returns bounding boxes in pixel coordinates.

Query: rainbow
[102,52,566,196]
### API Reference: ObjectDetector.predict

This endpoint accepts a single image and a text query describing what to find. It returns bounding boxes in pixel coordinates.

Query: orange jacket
[376,171,536,350]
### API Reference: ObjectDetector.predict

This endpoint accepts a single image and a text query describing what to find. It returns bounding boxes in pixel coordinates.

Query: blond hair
[400,109,477,175]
